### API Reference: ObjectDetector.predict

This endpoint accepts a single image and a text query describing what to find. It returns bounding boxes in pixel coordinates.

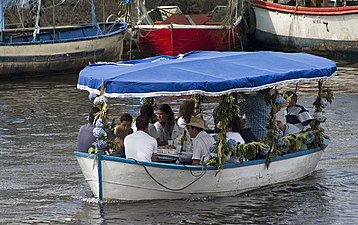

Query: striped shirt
[285,104,313,131]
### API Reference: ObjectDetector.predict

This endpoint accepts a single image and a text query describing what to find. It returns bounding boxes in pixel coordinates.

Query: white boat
[0,1,128,78]
[76,50,336,201]
[76,149,322,200]
[247,0,358,58]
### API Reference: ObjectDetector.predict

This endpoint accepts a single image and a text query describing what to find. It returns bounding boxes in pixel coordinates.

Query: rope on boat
[133,159,208,191]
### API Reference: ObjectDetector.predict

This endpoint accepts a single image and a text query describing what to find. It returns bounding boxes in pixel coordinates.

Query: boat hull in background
[0,22,127,78]
[250,0,358,58]
[135,24,241,56]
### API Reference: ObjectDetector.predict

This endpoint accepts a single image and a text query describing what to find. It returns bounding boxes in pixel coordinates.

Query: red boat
[133,6,242,56]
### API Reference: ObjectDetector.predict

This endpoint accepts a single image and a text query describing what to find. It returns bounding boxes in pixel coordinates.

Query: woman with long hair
[154,103,182,145]
[176,99,195,128]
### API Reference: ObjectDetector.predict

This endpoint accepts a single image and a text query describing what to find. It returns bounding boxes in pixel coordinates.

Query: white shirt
[226,131,245,144]
[177,117,186,128]
[283,124,301,136]
[192,130,216,162]
[124,131,158,162]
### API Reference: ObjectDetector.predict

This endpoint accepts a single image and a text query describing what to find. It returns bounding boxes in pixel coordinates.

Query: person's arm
[154,122,167,146]
[191,139,202,165]
[151,153,158,162]
[152,138,158,162]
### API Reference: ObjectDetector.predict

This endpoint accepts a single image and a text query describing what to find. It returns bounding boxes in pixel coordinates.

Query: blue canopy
[77,51,336,98]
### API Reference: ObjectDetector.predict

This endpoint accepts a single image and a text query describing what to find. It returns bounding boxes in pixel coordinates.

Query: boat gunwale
[0,22,128,46]
[75,148,322,170]
[252,0,358,15]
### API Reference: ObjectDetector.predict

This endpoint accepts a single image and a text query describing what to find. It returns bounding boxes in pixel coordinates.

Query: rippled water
[0,62,357,224]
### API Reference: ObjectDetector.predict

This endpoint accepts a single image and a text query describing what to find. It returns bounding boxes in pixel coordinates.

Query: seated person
[176,99,195,128]
[238,89,272,141]
[133,104,160,144]
[186,116,216,165]
[276,116,307,151]
[112,113,133,157]
[155,103,182,146]
[277,120,301,137]
[226,115,245,144]
[285,91,313,131]
[238,117,258,143]
[124,115,158,162]
[215,112,257,143]
[77,106,100,152]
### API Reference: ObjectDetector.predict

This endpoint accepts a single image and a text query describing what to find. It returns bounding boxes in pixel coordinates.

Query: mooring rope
[132,159,208,191]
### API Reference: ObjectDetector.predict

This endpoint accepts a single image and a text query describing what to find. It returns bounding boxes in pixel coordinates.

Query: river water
[0,61,357,224]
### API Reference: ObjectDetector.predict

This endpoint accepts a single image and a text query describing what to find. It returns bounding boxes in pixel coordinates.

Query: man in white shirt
[125,115,158,162]
[187,116,216,165]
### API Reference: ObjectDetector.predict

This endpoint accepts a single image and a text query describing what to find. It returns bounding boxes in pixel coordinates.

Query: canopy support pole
[318,79,323,99]
[97,150,103,203]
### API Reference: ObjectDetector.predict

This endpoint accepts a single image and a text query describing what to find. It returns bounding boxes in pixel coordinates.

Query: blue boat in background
[0,1,128,78]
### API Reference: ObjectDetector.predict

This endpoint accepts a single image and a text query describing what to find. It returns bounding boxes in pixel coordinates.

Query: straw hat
[187,116,208,130]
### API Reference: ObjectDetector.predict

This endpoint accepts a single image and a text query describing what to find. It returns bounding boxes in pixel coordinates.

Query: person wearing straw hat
[186,116,216,165]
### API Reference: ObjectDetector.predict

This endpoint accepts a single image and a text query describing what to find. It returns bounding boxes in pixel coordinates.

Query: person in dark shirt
[77,107,100,152]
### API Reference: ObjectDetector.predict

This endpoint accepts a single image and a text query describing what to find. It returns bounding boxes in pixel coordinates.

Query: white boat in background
[247,0,358,58]
[0,1,128,78]
[75,50,336,201]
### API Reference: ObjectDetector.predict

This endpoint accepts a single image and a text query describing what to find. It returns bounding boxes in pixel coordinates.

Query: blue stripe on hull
[253,29,358,59]
[75,148,322,171]
[1,22,127,45]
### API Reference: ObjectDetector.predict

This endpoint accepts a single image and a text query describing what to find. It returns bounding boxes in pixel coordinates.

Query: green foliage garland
[235,142,267,163]
[192,94,207,116]
[205,94,240,170]
[88,84,117,155]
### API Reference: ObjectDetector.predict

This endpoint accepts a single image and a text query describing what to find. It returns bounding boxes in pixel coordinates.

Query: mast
[33,0,41,41]
[52,0,55,42]
[91,0,96,25]
[0,0,4,41]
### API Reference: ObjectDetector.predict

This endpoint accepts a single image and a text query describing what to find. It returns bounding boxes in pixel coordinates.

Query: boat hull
[135,24,241,56]
[250,1,358,58]
[0,22,127,78]
[76,149,323,201]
